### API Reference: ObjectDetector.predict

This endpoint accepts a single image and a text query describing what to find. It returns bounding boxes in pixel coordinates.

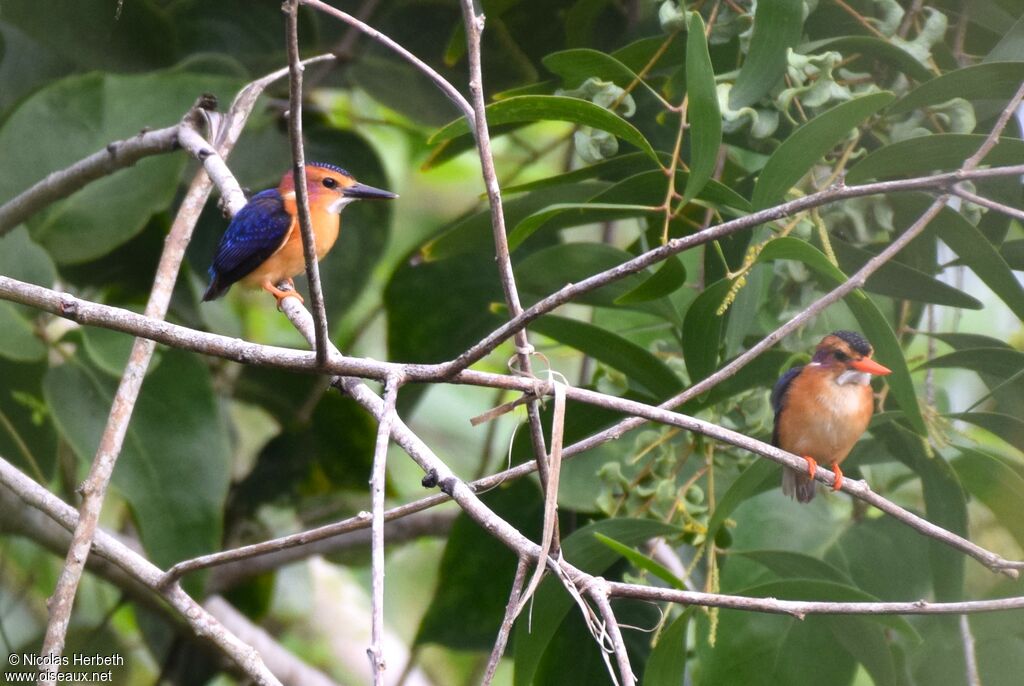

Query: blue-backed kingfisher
[771,330,892,502]
[203,163,397,303]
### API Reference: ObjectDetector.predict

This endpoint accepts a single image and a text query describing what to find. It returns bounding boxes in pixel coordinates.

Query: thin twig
[955,184,1024,222]
[590,579,636,686]
[482,556,529,686]
[285,0,331,365]
[960,615,982,686]
[368,376,400,685]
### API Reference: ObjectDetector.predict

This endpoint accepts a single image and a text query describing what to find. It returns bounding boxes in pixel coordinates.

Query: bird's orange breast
[776,365,874,467]
[240,203,340,288]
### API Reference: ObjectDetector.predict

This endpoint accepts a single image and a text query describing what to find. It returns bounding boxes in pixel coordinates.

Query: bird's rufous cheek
[850,358,892,376]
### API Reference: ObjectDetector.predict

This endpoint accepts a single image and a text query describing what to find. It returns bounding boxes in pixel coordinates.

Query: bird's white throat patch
[327,196,357,214]
[836,369,871,386]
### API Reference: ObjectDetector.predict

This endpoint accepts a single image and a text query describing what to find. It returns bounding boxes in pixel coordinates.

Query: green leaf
[593,533,684,589]
[681,12,722,206]
[948,412,1024,454]
[614,257,686,304]
[0,227,55,361]
[737,549,853,584]
[0,69,244,264]
[729,0,805,109]
[543,48,660,100]
[513,518,679,686]
[919,348,1024,379]
[81,327,153,378]
[509,202,659,250]
[0,303,44,362]
[831,238,983,309]
[756,238,926,434]
[951,447,1024,551]
[429,95,657,160]
[705,459,778,548]
[529,314,684,399]
[501,152,662,195]
[752,92,895,209]
[890,62,1024,114]
[1002,239,1024,270]
[681,279,730,383]
[642,610,690,686]
[847,134,1024,183]
[43,351,230,572]
[800,37,935,83]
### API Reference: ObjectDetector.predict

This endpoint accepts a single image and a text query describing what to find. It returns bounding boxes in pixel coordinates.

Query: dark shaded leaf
[890,62,1024,114]
[682,12,722,205]
[752,92,895,208]
[501,152,662,195]
[615,257,686,304]
[681,279,730,383]
[729,0,804,109]
[642,610,690,686]
[847,134,1024,183]
[951,447,1024,551]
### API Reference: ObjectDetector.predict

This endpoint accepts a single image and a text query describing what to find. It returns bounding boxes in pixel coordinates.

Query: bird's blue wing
[205,189,293,298]
[770,365,803,446]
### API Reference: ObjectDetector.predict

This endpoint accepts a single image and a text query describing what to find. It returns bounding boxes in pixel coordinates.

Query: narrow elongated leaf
[682,12,721,205]
[831,238,983,309]
[513,518,680,686]
[756,238,926,434]
[543,48,660,99]
[1002,239,1024,270]
[593,533,684,588]
[800,37,934,83]
[752,92,895,209]
[706,459,778,547]
[847,134,1024,183]
[510,202,659,250]
[429,95,657,160]
[919,348,1024,379]
[501,152,662,195]
[729,0,804,109]
[614,257,686,304]
[682,279,730,383]
[530,314,684,398]
[952,447,1024,551]
[890,62,1024,114]
[642,610,690,686]
[948,412,1024,454]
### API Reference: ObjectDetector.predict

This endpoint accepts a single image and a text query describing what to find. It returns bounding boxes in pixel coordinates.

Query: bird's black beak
[344,182,398,200]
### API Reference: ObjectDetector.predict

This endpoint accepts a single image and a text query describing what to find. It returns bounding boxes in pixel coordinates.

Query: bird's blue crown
[308,162,353,178]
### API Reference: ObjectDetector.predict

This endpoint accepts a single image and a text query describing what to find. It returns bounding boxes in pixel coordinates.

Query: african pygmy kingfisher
[203,163,397,304]
[771,330,892,503]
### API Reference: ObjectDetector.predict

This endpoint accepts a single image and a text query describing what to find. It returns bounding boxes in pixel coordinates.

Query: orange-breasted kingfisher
[202,163,397,303]
[771,330,892,503]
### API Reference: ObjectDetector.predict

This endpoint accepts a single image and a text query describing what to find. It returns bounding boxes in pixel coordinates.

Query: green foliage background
[1,0,1023,684]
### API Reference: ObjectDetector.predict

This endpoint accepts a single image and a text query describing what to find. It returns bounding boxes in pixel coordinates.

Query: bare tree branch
[286,0,331,365]
[960,614,982,686]
[369,376,400,685]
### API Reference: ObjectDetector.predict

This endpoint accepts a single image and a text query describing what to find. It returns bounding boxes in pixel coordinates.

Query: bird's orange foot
[803,455,818,480]
[262,279,304,309]
[830,464,844,492]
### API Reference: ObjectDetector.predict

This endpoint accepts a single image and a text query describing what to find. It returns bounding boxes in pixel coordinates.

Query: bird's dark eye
[322,177,339,189]
[834,351,849,362]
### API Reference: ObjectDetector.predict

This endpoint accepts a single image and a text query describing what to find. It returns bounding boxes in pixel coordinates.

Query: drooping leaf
[951,447,1024,551]
[543,48,661,99]
[429,95,658,160]
[948,412,1024,454]
[681,11,722,206]
[593,533,684,589]
[681,279,730,383]
[847,134,1024,183]
[729,0,805,109]
[752,92,895,209]
[614,257,686,304]
[890,62,1024,115]
[642,610,691,686]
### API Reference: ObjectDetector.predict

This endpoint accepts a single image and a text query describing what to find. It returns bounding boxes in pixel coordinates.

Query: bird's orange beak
[850,357,892,376]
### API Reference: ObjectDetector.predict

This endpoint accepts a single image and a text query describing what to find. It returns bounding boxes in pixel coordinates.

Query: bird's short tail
[202,273,229,301]
[782,467,817,503]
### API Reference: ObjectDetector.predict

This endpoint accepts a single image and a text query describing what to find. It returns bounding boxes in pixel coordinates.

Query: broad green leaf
[429,95,657,160]
[681,12,722,206]
[421,183,605,261]
[80,327,152,378]
[0,303,44,362]
[828,516,931,605]
[0,358,57,479]
[890,62,1024,114]
[681,279,730,383]
[923,332,1013,351]
[501,152,662,195]
[737,549,853,584]
[416,480,544,649]
[847,134,1024,183]
[614,257,686,304]
[529,314,684,399]
[729,0,804,109]
[986,12,1024,62]
[642,610,690,686]
[593,533,684,589]
[800,37,934,83]
[0,226,57,287]
[705,459,778,548]
[1002,239,1024,270]
[509,202,659,250]
[756,237,926,434]
[543,48,660,100]
[44,351,230,573]
[948,412,1024,454]
[752,92,895,209]
[0,69,243,264]
[951,447,1024,551]
[831,238,983,309]
[918,348,1024,379]
[513,518,680,686]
